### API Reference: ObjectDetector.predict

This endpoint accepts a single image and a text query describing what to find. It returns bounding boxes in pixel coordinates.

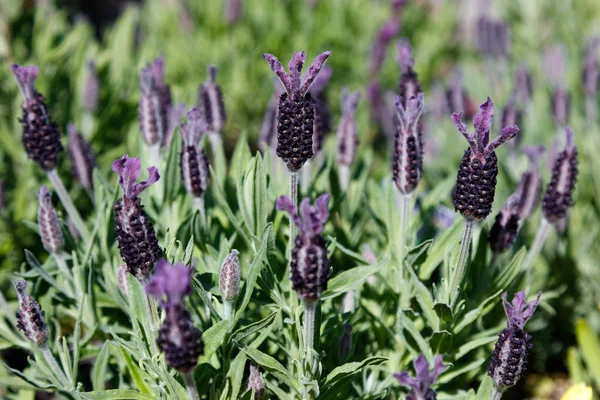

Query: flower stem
[449,219,475,307]
[52,251,76,297]
[193,196,207,227]
[302,160,312,194]
[339,164,350,191]
[303,300,318,400]
[586,95,597,127]
[289,171,299,258]
[223,300,234,329]
[47,169,90,241]
[184,371,200,400]
[39,343,71,388]
[491,387,504,400]
[523,218,551,291]
[397,192,412,268]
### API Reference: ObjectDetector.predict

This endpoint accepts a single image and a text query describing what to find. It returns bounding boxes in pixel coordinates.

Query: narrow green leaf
[227,352,248,400]
[321,257,388,300]
[82,389,155,399]
[232,310,279,343]
[419,221,462,280]
[575,319,600,388]
[199,320,229,363]
[118,347,151,394]
[92,341,111,391]
[244,347,296,390]
[323,356,388,388]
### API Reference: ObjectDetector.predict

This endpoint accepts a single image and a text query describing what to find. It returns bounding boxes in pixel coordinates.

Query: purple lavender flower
[393,355,445,400]
[67,124,96,193]
[82,59,99,113]
[551,88,571,127]
[451,97,519,220]
[583,37,600,96]
[14,280,48,346]
[392,93,424,195]
[367,80,384,124]
[515,146,544,220]
[247,364,265,400]
[112,155,162,281]
[445,70,476,120]
[310,66,333,155]
[138,57,172,146]
[543,46,570,127]
[276,193,330,301]
[501,92,522,149]
[488,291,541,390]
[219,250,241,301]
[198,66,226,134]
[37,185,64,254]
[396,38,422,108]
[476,17,510,58]
[336,88,361,167]
[224,0,242,25]
[12,64,63,170]
[163,103,186,150]
[515,65,534,104]
[369,20,400,76]
[180,108,211,198]
[488,195,521,254]
[146,260,203,372]
[542,127,578,223]
[262,51,332,171]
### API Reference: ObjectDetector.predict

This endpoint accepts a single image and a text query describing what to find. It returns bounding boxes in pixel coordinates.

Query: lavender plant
[336,88,361,190]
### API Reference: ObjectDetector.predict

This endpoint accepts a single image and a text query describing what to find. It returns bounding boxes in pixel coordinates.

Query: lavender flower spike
[369,20,400,75]
[488,195,521,254]
[451,97,519,220]
[14,280,48,346]
[180,108,211,198]
[138,57,172,146]
[12,64,63,170]
[394,354,445,400]
[489,291,541,391]
[263,51,331,171]
[145,260,203,372]
[515,146,544,220]
[112,155,162,281]
[542,127,578,223]
[397,38,422,108]
[67,123,96,193]
[219,250,241,302]
[82,59,99,113]
[198,65,226,134]
[163,103,186,150]
[336,88,361,168]
[38,185,64,254]
[276,193,330,301]
[393,93,424,195]
[583,37,600,96]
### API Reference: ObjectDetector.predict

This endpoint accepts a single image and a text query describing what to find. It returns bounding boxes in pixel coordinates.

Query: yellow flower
[561,383,592,400]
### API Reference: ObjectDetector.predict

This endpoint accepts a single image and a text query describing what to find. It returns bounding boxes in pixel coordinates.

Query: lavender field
[0,0,599,399]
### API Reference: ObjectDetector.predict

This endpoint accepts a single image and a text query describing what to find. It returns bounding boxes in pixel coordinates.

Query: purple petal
[315,193,330,222]
[289,51,306,94]
[431,355,445,383]
[473,97,494,151]
[523,145,545,163]
[12,64,39,100]
[521,291,542,324]
[396,38,415,72]
[565,126,575,151]
[112,155,141,199]
[310,66,332,94]
[379,20,400,42]
[262,53,292,95]
[145,260,192,307]
[486,125,519,154]
[300,51,332,96]
[145,259,170,300]
[393,372,419,389]
[413,355,429,383]
[276,195,300,227]
[450,112,475,148]
[180,107,208,145]
[133,167,160,198]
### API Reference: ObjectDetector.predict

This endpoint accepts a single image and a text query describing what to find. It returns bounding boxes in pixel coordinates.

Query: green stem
[523,218,551,291]
[491,387,504,400]
[288,171,299,308]
[223,300,235,329]
[184,371,200,400]
[339,164,350,192]
[397,192,412,268]
[449,219,475,307]
[40,343,71,388]
[303,300,317,400]
[52,252,76,298]
[47,169,90,241]
[146,295,160,356]
[302,160,312,194]
[193,196,207,227]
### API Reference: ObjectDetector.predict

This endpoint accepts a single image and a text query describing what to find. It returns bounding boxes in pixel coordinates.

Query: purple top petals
[276,193,330,237]
[502,290,542,330]
[12,64,39,101]
[112,154,160,204]
[145,259,192,308]
[394,354,445,398]
[396,38,415,73]
[180,108,208,145]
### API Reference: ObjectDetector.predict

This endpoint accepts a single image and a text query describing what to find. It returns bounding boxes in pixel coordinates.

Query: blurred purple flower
[369,20,400,75]
[394,355,445,400]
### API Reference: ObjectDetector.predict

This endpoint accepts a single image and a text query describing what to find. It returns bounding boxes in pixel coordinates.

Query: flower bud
[198,65,226,133]
[67,124,96,193]
[14,280,48,346]
[488,195,521,254]
[396,38,421,109]
[219,250,241,301]
[12,64,63,170]
[179,108,211,198]
[138,57,172,146]
[37,185,64,254]
[392,93,423,195]
[82,59,99,113]
[336,88,361,167]
[247,364,265,400]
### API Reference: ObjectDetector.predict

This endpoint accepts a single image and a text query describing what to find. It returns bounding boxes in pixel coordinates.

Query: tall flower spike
[138,57,172,146]
[180,108,211,198]
[488,194,521,254]
[310,66,332,155]
[583,38,600,95]
[515,146,544,219]
[67,124,96,193]
[14,280,48,346]
[489,291,541,391]
[12,64,63,170]
[501,91,522,149]
[262,51,332,171]
[38,185,64,254]
[336,88,361,167]
[112,155,162,281]
[394,355,445,400]
[145,260,203,372]
[82,59,99,113]
[451,97,519,220]
[396,38,422,108]
[446,70,477,120]
[198,65,226,133]
[542,127,578,223]
[392,93,424,195]
[276,193,330,300]
[369,20,400,76]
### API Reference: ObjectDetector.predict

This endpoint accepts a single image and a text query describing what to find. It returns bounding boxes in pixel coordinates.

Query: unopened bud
[14,280,48,346]
[37,185,64,253]
[219,250,240,301]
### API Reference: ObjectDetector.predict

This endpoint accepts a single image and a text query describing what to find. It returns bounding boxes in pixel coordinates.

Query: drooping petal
[11,64,39,100]
[262,53,292,94]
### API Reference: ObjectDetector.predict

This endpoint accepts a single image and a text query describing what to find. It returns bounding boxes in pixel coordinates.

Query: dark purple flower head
[12,64,63,170]
[112,155,159,207]
[583,37,600,95]
[515,146,544,219]
[199,65,226,133]
[68,123,96,193]
[369,20,400,75]
[82,59,99,113]
[180,108,211,198]
[276,194,330,300]
[394,355,445,400]
[38,185,64,254]
[14,279,48,346]
[336,88,361,167]
[542,127,578,223]
[488,194,521,254]
[396,38,422,109]
[502,290,541,330]
[393,93,424,194]
[145,259,193,308]
[262,51,331,101]
[139,57,172,145]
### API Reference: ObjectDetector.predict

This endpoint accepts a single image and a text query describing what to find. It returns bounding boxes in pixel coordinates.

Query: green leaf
[322,356,388,388]
[199,320,229,363]
[82,390,156,399]
[118,346,151,394]
[92,341,111,391]
[163,130,182,204]
[232,310,279,343]
[575,319,600,388]
[406,239,433,267]
[437,359,486,384]
[454,335,497,361]
[126,275,154,350]
[433,302,454,324]
[407,264,439,329]
[321,257,388,300]
[244,347,296,391]
[419,220,462,280]
[398,311,433,364]
[226,352,248,400]
[453,290,502,334]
